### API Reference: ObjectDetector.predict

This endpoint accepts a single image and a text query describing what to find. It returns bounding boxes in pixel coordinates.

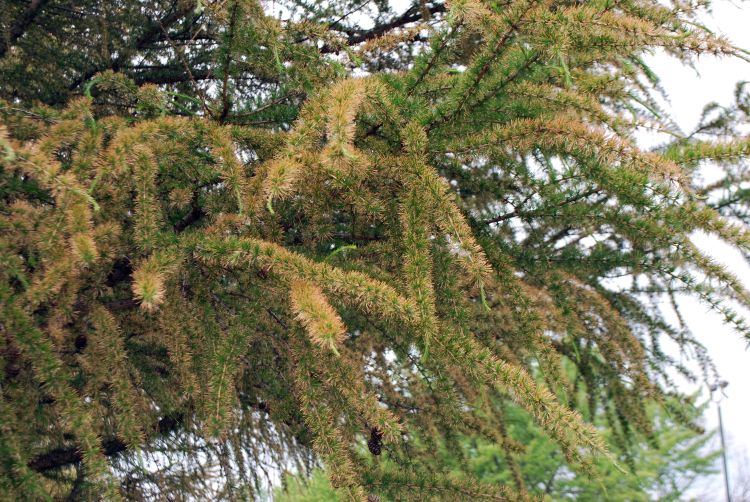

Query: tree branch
[28,414,184,473]
[0,0,50,59]
[483,188,601,225]
[67,2,197,91]
[319,1,446,53]
[334,2,446,45]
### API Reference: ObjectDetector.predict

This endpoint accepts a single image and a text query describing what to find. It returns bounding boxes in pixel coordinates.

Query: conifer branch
[4,1,750,497]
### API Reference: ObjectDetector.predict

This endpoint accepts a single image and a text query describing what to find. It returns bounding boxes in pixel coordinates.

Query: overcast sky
[642,1,750,498]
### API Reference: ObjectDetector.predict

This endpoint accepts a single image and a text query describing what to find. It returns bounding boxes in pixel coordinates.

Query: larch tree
[1,0,750,500]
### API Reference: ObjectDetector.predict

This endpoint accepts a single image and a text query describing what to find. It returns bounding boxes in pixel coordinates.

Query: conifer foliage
[2,0,750,499]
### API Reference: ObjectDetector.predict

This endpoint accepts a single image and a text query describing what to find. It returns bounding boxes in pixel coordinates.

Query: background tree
[274,397,719,501]
[2,0,750,500]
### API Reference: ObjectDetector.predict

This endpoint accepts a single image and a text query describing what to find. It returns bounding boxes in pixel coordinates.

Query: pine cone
[367,427,383,455]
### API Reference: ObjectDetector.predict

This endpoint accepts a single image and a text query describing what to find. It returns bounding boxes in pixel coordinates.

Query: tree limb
[0,0,50,59]
[27,414,184,474]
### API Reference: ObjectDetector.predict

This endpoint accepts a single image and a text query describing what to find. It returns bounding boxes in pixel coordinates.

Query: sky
[640,1,750,498]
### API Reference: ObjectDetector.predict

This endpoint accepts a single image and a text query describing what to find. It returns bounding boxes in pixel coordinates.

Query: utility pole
[709,380,731,502]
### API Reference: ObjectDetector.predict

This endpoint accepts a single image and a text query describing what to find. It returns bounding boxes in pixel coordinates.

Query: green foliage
[276,469,341,502]
[1,0,750,500]
[275,399,718,501]
[465,400,718,501]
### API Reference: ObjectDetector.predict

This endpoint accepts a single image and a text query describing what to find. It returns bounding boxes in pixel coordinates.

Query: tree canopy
[2,0,750,500]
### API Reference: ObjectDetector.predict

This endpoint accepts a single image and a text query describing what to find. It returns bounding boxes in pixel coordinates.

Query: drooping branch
[27,414,184,474]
